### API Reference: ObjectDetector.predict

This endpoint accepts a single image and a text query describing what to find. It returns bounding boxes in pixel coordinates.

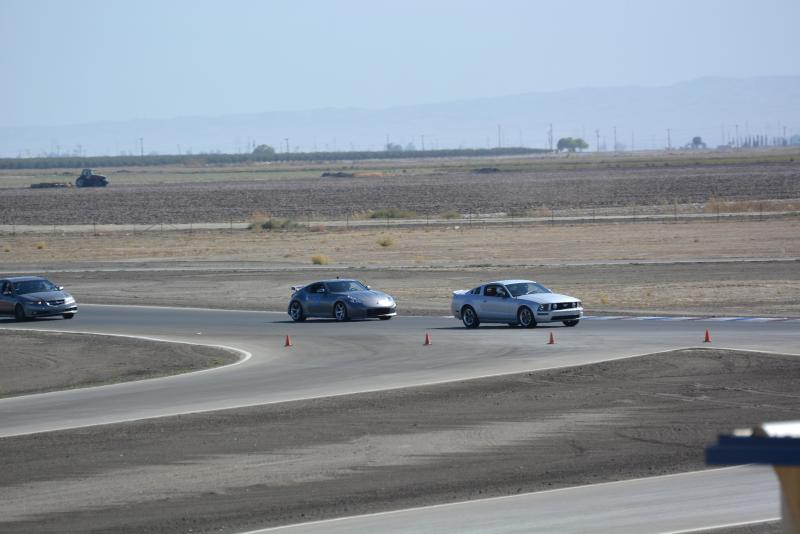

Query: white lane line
[660,517,780,534]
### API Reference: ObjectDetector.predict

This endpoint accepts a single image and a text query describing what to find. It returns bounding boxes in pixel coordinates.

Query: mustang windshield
[13,279,59,295]
[506,282,551,297]
[327,280,368,293]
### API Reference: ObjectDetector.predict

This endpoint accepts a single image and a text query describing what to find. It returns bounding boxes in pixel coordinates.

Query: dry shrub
[310,223,326,232]
[3,247,9,253]
[377,234,394,247]
[369,208,416,219]
[415,254,425,264]
[311,254,330,265]
[703,197,800,214]
[598,293,609,305]
[440,209,461,220]
[35,242,45,250]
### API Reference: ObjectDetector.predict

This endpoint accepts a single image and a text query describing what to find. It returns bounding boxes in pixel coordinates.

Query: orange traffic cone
[703,329,711,343]
[284,334,293,347]
[547,331,555,345]
[424,332,432,346]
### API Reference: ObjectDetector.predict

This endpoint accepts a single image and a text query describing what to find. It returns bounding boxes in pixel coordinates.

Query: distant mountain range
[2,76,798,158]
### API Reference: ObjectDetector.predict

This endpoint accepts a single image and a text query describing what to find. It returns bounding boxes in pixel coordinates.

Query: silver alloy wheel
[462,306,479,328]
[334,301,348,321]
[289,301,304,322]
[518,306,536,328]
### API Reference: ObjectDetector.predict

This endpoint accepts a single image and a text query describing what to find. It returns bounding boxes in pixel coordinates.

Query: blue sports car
[288,279,397,322]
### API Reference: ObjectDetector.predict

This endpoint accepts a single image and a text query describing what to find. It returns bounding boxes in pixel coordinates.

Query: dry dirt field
[2,219,798,317]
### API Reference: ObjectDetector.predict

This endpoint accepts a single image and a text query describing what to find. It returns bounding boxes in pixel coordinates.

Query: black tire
[288,301,306,322]
[461,306,480,328]
[333,301,349,322]
[518,306,536,328]
[76,177,87,187]
[62,313,75,319]
[378,316,392,320]
[14,304,26,322]
[563,319,580,327]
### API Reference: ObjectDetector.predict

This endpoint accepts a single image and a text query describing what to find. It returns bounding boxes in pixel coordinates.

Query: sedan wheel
[14,304,27,322]
[518,306,536,328]
[334,301,349,322]
[288,301,306,322]
[62,313,75,320]
[563,319,580,327]
[461,306,480,328]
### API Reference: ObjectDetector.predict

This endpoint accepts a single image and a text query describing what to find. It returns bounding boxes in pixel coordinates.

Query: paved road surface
[1,305,797,532]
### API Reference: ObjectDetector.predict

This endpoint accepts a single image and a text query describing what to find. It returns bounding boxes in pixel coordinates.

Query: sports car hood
[20,290,71,301]
[347,290,394,305]
[516,292,577,304]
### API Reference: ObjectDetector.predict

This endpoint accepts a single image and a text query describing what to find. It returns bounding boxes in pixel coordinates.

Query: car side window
[471,287,481,295]
[1,281,9,295]
[306,283,325,294]
[484,285,498,297]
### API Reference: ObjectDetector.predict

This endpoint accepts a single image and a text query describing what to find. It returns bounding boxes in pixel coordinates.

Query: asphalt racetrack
[1,305,798,532]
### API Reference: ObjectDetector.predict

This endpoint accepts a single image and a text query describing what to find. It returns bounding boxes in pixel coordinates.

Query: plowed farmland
[2,159,798,225]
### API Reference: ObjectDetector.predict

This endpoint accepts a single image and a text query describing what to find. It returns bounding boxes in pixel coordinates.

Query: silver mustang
[288,279,397,322]
[451,279,582,328]
[0,276,78,321]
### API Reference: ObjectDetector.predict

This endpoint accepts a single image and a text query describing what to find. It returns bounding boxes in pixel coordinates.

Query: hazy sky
[1,0,798,128]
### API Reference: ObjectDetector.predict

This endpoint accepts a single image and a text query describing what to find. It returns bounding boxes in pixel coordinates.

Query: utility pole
[421,134,425,151]
[735,124,739,148]
[497,124,502,148]
[548,123,553,151]
[613,126,617,152]
[385,134,390,150]
[595,129,600,152]
[139,137,144,157]
[284,138,290,154]
[666,129,671,150]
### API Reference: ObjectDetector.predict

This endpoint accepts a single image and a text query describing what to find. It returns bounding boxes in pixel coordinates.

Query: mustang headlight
[537,303,549,312]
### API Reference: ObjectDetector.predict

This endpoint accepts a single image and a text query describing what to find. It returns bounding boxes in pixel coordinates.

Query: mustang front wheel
[563,319,580,327]
[518,306,536,328]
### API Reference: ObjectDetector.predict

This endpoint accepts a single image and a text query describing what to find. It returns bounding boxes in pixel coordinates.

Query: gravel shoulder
[1,348,798,533]
[0,330,240,398]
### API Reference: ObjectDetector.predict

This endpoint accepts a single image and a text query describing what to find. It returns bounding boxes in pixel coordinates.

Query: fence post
[551,208,554,226]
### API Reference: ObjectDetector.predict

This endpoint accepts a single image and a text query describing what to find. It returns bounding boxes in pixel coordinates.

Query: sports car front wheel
[334,301,349,322]
[563,319,580,327]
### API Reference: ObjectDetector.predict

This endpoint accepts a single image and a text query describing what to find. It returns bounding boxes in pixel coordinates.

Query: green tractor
[75,168,108,187]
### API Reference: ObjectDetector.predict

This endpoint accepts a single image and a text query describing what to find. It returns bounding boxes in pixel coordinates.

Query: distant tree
[790,134,800,146]
[252,144,275,157]
[385,142,403,152]
[405,142,417,151]
[556,137,588,152]
[689,136,707,149]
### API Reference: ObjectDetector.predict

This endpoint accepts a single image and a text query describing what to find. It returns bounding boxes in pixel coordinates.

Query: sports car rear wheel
[518,306,536,328]
[334,301,349,322]
[461,306,480,328]
[288,301,306,322]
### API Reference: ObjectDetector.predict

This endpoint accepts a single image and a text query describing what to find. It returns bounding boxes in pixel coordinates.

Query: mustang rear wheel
[288,301,305,322]
[563,319,580,327]
[334,301,349,322]
[461,306,480,328]
[518,306,536,328]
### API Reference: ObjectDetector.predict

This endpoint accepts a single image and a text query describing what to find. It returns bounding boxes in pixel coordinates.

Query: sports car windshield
[327,280,368,293]
[13,279,59,295]
[506,282,551,297]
